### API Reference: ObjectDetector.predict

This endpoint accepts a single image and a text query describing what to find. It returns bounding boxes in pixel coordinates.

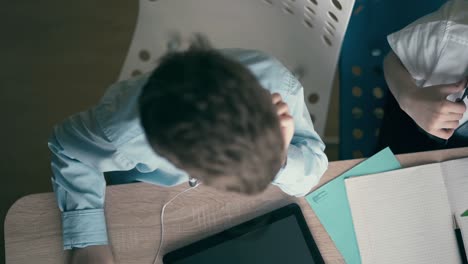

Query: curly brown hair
[139,36,283,195]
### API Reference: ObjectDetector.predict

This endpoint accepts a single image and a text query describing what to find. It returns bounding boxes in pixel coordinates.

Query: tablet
[163,203,324,264]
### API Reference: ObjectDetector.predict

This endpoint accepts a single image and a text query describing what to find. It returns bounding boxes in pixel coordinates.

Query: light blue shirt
[48,49,328,250]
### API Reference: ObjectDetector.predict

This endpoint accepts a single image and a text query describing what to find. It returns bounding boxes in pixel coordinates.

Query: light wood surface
[5,148,468,264]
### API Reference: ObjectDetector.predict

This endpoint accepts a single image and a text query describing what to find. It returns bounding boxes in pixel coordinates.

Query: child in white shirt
[378,0,468,153]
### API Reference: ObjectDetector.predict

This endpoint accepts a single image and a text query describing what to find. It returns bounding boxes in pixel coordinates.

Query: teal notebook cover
[305,147,401,264]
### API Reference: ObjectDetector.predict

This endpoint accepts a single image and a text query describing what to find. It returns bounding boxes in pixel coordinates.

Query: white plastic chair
[119,0,355,136]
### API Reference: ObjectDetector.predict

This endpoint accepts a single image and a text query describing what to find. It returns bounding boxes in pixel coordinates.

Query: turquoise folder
[305,147,401,264]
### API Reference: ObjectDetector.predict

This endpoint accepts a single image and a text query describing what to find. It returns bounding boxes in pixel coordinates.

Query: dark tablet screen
[163,203,324,264]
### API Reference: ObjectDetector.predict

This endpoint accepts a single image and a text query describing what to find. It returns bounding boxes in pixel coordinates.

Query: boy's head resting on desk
[139,36,284,195]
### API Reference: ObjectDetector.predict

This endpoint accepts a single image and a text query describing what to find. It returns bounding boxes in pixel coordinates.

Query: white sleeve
[387,1,454,82]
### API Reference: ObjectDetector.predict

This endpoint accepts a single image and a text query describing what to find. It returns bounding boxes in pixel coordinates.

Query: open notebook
[345,157,468,264]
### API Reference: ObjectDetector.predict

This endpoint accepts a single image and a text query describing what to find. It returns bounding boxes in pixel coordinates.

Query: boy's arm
[271,76,328,197]
[385,0,467,139]
[48,109,120,254]
[383,51,418,104]
[384,51,466,139]
[70,245,114,264]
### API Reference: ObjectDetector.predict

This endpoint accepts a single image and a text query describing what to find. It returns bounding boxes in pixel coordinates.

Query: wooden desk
[5,148,468,264]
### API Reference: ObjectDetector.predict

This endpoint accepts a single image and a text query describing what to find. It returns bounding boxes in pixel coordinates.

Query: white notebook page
[441,157,468,215]
[345,163,459,264]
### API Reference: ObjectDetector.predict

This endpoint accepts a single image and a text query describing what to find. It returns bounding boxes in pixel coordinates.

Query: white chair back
[119,0,355,135]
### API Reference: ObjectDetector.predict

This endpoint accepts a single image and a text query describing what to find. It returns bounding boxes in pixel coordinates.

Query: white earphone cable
[153,183,200,264]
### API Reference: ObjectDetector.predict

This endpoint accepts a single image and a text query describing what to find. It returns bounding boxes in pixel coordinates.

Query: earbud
[189,177,199,187]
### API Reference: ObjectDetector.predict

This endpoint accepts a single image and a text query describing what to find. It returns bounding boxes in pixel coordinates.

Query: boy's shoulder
[220,48,301,95]
[92,73,151,146]
[388,0,468,85]
[220,48,285,73]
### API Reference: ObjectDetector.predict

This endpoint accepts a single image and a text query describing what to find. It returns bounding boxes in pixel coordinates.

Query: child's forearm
[70,245,114,264]
[382,50,466,140]
[383,51,418,110]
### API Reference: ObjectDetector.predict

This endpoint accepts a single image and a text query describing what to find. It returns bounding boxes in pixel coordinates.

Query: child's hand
[272,93,294,164]
[70,245,115,264]
[400,81,466,139]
